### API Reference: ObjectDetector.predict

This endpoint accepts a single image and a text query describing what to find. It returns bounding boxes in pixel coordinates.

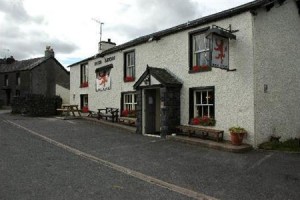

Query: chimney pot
[45,46,55,57]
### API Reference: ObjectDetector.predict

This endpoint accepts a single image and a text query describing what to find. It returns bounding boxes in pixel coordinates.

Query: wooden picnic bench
[118,117,137,126]
[176,125,224,142]
[98,107,119,122]
[56,104,81,117]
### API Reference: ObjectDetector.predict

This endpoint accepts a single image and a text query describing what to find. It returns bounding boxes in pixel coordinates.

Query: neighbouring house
[68,0,300,147]
[0,46,70,105]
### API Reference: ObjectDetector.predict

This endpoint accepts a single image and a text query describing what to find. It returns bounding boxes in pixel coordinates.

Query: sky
[0,0,253,67]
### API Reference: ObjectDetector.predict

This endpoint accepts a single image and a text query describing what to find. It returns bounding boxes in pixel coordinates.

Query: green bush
[259,138,300,152]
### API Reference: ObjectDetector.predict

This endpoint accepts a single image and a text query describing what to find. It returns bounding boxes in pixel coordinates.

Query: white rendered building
[69,0,300,147]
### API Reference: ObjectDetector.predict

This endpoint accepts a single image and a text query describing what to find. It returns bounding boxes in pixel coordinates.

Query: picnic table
[57,104,82,117]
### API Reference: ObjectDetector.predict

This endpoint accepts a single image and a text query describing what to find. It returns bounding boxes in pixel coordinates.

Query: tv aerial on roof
[92,18,104,44]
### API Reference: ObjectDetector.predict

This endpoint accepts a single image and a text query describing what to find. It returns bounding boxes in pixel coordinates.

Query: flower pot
[230,132,246,145]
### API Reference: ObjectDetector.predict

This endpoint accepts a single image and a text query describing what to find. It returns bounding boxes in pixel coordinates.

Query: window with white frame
[192,88,214,118]
[80,63,88,86]
[123,93,137,111]
[192,33,211,67]
[16,73,20,86]
[124,51,135,80]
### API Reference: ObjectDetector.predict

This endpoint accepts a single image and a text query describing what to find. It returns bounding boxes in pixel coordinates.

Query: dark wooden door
[145,89,156,134]
[6,90,11,106]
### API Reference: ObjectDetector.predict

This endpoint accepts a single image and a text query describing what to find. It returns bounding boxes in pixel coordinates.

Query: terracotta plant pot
[230,132,246,145]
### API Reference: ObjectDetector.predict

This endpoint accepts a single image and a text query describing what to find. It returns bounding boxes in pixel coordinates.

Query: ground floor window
[189,87,215,125]
[121,92,137,117]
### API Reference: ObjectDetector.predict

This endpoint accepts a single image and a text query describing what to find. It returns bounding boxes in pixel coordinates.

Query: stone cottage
[68,0,300,147]
[0,47,70,105]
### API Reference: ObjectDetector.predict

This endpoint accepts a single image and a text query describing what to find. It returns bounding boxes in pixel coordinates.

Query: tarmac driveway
[1,112,299,200]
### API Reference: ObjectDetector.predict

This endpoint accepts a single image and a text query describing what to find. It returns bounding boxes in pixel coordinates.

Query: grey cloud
[0,0,45,24]
[1,35,78,60]
[108,0,205,42]
[0,0,76,60]
[135,0,203,27]
[106,24,157,41]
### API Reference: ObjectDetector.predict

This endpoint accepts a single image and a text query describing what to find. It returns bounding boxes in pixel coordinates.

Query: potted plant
[229,126,247,145]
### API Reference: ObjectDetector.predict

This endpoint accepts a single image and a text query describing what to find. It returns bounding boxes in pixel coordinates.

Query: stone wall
[160,87,181,137]
[11,94,62,116]
[135,89,143,135]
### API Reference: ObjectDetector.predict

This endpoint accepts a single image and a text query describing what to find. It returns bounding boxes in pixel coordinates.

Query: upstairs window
[124,51,135,82]
[16,73,20,86]
[80,63,88,88]
[189,26,234,72]
[4,75,8,86]
[192,33,211,68]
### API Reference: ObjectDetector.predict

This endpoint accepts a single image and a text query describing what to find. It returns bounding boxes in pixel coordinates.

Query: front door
[5,90,11,106]
[145,89,157,134]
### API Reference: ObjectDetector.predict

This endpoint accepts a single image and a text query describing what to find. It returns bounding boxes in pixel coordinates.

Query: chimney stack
[98,38,116,53]
[45,46,55,58]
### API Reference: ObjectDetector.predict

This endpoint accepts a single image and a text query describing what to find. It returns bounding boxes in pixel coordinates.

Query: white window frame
[16,73,20,86]
[125,51,135,77]
[193,34,211,67]
[194,89,214,118]
[81,63,88,83]
[123,93,137,111]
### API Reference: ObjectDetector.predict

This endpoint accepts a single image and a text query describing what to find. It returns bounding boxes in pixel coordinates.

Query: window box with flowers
[190,65,212,73]
[124,76,135,82]
[120,109,137,126]
[80,81,89,88]
[121,109,137,118]
[190,116,216,126]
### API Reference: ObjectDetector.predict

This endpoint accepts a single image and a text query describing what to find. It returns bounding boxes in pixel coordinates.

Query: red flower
[80,82,89,88]
[125,76,134,82]
[192,66,200,71]
[192,117,200,125]
[82,106,89,113]
[122,109,129,117]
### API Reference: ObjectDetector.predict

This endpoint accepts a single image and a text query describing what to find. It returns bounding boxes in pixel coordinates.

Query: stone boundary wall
[11,94,62,116]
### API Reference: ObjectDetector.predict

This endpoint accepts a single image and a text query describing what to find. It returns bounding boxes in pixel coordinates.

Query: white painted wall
[253,0,300,145]
[56,84,70,104]
[70,11,256,144]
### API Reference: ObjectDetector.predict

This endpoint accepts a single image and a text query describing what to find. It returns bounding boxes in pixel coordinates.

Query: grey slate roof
[0,57,46,73]
[0,56,69,74]
[133,66,182,89]
[68,0,274,68]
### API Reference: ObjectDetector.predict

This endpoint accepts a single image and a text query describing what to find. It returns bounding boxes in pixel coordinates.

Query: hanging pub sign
[211,35,229,69]
[95,64,113,92]
[205,25,236,70]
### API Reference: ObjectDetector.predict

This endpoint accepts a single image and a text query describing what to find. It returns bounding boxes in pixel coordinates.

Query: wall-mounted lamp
[143,76,150,85]
[73,93,76,100]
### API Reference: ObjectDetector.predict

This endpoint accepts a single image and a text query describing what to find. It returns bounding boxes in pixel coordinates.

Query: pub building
[68,0,300,147]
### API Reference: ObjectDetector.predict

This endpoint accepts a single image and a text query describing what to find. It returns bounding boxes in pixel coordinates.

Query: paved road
[0,111,299,200]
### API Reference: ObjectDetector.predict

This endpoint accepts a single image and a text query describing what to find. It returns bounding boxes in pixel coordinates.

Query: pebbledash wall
[69,0,300,147]
[253,1,300,144]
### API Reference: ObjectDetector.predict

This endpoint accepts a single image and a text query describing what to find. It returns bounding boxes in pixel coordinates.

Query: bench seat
[176,125,224,142]
[98,107,119,122]
[119,117,136,126]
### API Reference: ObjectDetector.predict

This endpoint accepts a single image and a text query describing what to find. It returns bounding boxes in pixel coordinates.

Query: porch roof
[133,66,182,89]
